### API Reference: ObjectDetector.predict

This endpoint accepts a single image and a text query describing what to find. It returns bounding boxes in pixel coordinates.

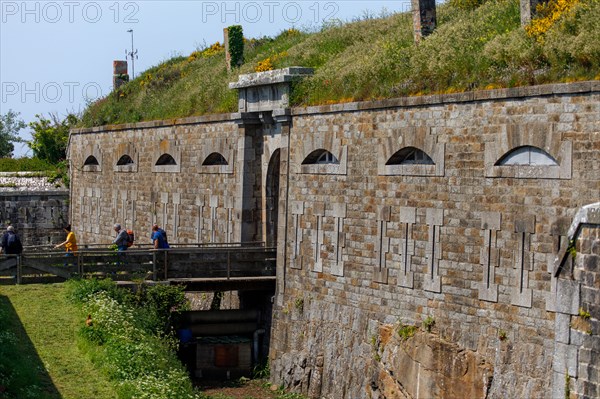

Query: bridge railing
[22,241,267,252]
[0,244,276,285]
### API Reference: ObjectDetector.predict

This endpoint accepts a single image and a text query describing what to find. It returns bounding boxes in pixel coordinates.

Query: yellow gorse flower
[255,51,288,72]
[525,0,579,42]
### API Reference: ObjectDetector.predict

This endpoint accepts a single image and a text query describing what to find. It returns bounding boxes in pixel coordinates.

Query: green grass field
[0,284,117,399]
[0,283,305,399]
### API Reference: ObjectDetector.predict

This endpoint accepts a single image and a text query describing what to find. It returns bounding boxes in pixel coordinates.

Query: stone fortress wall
[69,78,600,398]
[0,172,69,247]
[68,116,241,246]
[272,82,599,399]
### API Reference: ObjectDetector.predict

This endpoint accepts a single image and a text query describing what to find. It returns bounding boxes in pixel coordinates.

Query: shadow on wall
[0,294,61,398]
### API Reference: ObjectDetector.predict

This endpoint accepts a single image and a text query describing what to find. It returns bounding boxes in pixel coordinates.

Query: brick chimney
[412,0,437,43]
[113,60,129,89]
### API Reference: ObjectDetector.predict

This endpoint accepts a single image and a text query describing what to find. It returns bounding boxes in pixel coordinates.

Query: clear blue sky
[1,1,411,157]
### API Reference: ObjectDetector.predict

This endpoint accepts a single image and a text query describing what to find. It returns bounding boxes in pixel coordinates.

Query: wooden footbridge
[0,243,276,291]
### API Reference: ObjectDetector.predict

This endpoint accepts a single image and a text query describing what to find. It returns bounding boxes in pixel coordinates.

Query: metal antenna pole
[126,29,138,79]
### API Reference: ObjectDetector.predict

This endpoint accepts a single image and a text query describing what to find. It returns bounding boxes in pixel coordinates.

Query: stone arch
[116,154,135,166]
[299,146,347,175]
[83,155,99,166]
[82,143,102,172]
[266,149,281,247]
[114,142,138,172]
[386,146,435,165]
[379,126,444,176]
[82,155,100,172]
[155,153,177,166]
[152,139,181,173]
[197,138,235,174]
[202,152,228,166]
[484,123,571,179]
[302,149,339,165]
[496,145,558,166]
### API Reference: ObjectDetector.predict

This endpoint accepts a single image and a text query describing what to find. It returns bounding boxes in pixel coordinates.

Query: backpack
[126,229,135,247]
[6,232,23,254]
[158,228,168,244]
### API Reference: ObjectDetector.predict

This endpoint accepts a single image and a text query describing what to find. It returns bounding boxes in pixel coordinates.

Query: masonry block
[556,279,581,315]
[113,60,128,75]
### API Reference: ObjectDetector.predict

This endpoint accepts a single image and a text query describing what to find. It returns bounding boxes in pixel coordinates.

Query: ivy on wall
[227,25,244,69]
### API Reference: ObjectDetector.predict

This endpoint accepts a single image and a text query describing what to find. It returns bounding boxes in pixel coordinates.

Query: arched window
[116,154,134,166]
[202,152,228,166]
[83,155,99,166]
[386,147,434,165]
[302,149,339,165]
[496,146,558,166]
[155,153,177,166]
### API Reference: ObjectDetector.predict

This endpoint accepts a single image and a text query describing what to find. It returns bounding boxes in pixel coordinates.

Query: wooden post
[152,251,157,281]
[164,250,168,280]
[227,250,231,279]
[16,255,22,285]
[78,252,83,276]
[163,251,168,280]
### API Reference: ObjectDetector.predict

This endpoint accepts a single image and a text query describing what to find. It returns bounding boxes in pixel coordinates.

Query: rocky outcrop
[370,325,493,399]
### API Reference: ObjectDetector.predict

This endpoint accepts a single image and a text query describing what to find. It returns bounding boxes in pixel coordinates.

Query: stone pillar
[229,68,314,304]
[223,28,231,72]
[234,113,263,242]
[550,202,600,398]
[412,0,437,43]
[520,0,542,25]
[274,110,292,305]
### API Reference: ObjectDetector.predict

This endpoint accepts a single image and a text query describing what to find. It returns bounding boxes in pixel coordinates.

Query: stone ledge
[0,171,51,177]
[71,112,239,135]
[292,80,599,116]
[0,189,68,196]
[228,67,314,89]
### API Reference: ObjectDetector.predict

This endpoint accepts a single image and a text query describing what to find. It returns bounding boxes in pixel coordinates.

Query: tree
[28,113,78,164]
[0,110,26,158]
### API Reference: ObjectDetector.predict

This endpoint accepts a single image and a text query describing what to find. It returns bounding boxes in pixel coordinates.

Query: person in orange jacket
[55,224,78,266]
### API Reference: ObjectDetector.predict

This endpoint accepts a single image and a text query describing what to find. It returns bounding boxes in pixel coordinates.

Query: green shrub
[74,286,197,399]
[423,316,435,332]
[542,0,600,74]
[227,25,245,69]
[397,323,418,341]
[448,0,490,10]
[135,284,190,334]
[66,278,131,304]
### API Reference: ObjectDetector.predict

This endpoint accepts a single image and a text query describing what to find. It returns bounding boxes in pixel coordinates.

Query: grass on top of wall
[80,0,600,128]
[0,157,56,172]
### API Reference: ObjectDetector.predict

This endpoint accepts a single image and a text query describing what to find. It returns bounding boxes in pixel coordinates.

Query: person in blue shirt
[151,224,169,249]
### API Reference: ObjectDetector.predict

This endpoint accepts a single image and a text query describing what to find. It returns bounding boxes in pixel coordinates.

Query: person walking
[54,224,77,266]
[151,224,170,249]
[112,223,129,269]
[0,225,23,255]
[113,223,129,252]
